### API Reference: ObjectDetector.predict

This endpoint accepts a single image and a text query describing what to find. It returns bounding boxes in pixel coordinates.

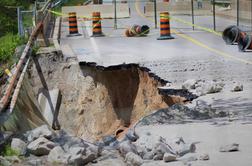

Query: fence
[101,0,251,33]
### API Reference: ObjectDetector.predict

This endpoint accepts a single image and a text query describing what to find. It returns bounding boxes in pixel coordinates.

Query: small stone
[0,156,11,166]
[27,137,56,156]
[48,146,69,164]
[182,79,197,90]
[153,153,163,160]
[125,152,143,166]
[125,129,139,142]
[219,143,239,152]
[102,135,117,146]
[4,156,21,164]
[119,140,138,157]
[11,138,26,155]
[82,150,96,165]
[27,125,54,142]
[142,151,154,160]
[199,154,209,160]
[27,159,43,166]
[232,83,243,92]
[152,142,174,160]
[163,153,176,162]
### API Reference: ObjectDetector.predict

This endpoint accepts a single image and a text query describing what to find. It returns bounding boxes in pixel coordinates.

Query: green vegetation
[0,34,25,62]
[0,145,20,156]
[0,34,25,77]
[0,0,33,78]
[63,0,86,6]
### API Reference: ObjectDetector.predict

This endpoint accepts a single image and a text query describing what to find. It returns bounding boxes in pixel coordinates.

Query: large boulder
[11,138,27,155]
[26,125,54,142]
[27,137,56,156]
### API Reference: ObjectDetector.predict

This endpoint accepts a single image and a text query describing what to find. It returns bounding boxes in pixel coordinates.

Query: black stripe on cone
[67,12,81,37]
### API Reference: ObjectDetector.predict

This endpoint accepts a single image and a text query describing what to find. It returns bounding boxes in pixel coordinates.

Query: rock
[27,159,43,166]
[27,125,54,142]
[27,137,56,156]
[81,150,96,165]
[152,141,175,160]
[68,147,86,165]
[163,153,176,162]
[142,151,154,160]
[66,145,98,165]
[119,140,138,157]
[102,135,117,146]
[38,89,61,130]
[48,146,69,164]
[4,156,21,164]
[182,79,198,90]
[196,81,224,96]
[153,153,163,160]
[178,154,198,162]
[125,152,143,166]
[199,154,209,160]
[125,129,139,142]
[11,138,26,155]
[0,156,11,166]
[219,143,239,152]
[177,143,196,157]
[232,83,243,92]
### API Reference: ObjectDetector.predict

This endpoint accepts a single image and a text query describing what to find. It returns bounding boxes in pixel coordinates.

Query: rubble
[163,153,176,162]
[27,137,56,156]
[231,82,243,92]
[219,143,239,152]
[125,152,143,166]
[199,154,210,160]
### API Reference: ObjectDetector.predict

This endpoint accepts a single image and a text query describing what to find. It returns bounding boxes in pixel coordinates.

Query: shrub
[0,33,25,62]
[0,145,20,156]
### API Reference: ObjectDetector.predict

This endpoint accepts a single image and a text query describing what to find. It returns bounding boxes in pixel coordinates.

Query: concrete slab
[38,89,61,128]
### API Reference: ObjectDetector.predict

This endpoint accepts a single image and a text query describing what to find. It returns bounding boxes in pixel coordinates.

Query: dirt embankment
[27,51,190,141]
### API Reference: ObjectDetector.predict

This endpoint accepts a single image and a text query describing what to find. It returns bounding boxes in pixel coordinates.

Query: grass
[0,33,25,77]
[0,145,20,156]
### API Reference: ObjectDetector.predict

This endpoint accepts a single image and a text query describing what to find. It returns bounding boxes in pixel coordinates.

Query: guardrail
[0,0,54,113]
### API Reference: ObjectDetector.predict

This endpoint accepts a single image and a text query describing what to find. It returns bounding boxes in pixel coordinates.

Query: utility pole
[154,0,157,29]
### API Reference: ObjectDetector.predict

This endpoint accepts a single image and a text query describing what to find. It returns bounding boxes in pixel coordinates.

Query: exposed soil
[27,52,189,141]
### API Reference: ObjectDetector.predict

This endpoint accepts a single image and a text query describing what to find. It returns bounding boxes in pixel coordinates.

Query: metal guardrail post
[191,0,195,30]
[213,0,216,31]
[154,0,157,29]
[237,0,239,26]
[114,0,117,29]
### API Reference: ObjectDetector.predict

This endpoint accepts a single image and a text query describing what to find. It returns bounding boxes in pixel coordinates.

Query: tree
[0,0,35,36]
